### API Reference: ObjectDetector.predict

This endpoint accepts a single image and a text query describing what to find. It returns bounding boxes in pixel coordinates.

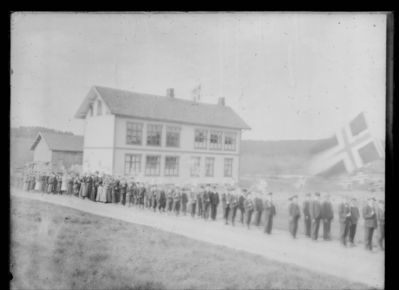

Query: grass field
[10,196,372,290]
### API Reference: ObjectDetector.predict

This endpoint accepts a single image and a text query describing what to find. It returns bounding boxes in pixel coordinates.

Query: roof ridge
[93,85,232,108]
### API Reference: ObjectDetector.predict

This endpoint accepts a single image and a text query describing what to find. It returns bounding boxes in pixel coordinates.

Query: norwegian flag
[308,112,384,178]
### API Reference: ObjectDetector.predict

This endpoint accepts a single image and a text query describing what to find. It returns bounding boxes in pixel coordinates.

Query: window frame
[190,156,201,177]
[205,157,215,177]
[166,126,181,148]
[194,129,208,149]
[124,154,142,176]
[146,124,163,147]
[145,155,161,176]
[164,156,179,177]
[97,100,102,116]
[224,132,237,151]
[224,158,233,177]
[209,131,223,150]
[126,122,143,145]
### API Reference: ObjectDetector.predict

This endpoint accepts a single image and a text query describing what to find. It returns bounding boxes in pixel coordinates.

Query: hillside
[239,139,323,176]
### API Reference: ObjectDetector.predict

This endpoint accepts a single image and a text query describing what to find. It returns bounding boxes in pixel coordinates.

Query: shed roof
[30,132,84,152]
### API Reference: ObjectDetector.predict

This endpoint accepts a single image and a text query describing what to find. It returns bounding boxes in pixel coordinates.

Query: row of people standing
[19,172,384,251]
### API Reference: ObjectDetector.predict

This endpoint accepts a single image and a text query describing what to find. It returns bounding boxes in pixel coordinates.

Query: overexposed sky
[11,12,387,140]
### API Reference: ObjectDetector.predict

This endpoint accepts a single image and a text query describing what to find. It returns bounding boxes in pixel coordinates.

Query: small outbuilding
[30,132,84,172]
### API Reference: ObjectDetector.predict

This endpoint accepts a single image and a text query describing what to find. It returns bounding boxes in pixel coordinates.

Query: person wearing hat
[321,194,334,241]
[221,188,231,225]
[202,185,211,220]
[210,185,220,221]
[157,185,167,213]
[302,193,312,238]
[349,198,360,246]
[151,185,158,212]
[237,189,246,225]
[288,195,301,238]
[338,196,351,246]
[362,197,378,251]
[120,179,128,206]
[310,192,322,240]
[173,186,182,216]
[196,188,203,218]
[181,187,189,216]
[376,199,384,250]
[166,188,174,213]
[244,192,255,229]
[138,183,146,209]
[230,189,239,226]
[188,187,197,218]
[264,192,276,234]
[254,192,264,227]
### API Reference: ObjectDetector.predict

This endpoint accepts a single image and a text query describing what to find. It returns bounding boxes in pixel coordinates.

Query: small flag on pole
[191,84,201,102]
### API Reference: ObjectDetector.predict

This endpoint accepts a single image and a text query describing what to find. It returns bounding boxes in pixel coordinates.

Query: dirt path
[11,189,384,288]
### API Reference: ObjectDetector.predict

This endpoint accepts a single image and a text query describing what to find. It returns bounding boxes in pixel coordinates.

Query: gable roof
[75,86,251,130]
[30,132,84,152]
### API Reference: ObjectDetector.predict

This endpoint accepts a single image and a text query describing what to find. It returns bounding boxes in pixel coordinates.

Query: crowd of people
[14,171,384,251]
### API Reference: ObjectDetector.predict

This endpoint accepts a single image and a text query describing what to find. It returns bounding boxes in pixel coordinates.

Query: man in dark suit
[349,198,360,247]
[230,190,239,226]
[362,197,377,251]
[244,192,254,229]
[238,190,246,225]
[196,189,203,218]
[222,190,231,225]
[288,195,301,239]
[264,192,276,234]
[210,186,219,221]
[321,194,334,241]
[254,193,264,227]
[310,192,322,240]
[202,185,211,220]
[302,193,312,237]
[338,196,351,246]
[376,200,384,250]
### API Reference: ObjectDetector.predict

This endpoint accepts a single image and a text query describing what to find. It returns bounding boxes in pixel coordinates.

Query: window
[164,156,179,176]
[145,155,161,176]
[166,126,181,147]
[224,158,233,177]
[147,124,162,146]
[126,122,143,145]
[209,131,222,150]
[190,157,201,177]
[97,100,102,116]
[124,154,141,176]
[194,129,208,149]
[205,157,215,177]
[88,104,93,117]
[224,132,237,151]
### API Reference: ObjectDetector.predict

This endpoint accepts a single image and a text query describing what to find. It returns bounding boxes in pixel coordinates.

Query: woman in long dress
[67,175,73,195]
[34,174,41,191]
[100,179,108,202]
[96,179,102,202]
[73,176,80,196]
[61,173,68,194]
[79,176,86,198]
[56,175,62,194]
[106,177,113,203]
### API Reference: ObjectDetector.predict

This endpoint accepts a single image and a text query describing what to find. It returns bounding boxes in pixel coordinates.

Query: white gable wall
[33,138,52,163]
[82,95,116,174]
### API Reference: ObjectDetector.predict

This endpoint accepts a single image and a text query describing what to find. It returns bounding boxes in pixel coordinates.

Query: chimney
[166,88,175,98]
[218,97,225,106]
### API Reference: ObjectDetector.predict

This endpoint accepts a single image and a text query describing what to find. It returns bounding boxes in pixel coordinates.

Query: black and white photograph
[10,12,388,289]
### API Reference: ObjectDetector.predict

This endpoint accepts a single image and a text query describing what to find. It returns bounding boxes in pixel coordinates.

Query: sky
[11,12,387,140]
